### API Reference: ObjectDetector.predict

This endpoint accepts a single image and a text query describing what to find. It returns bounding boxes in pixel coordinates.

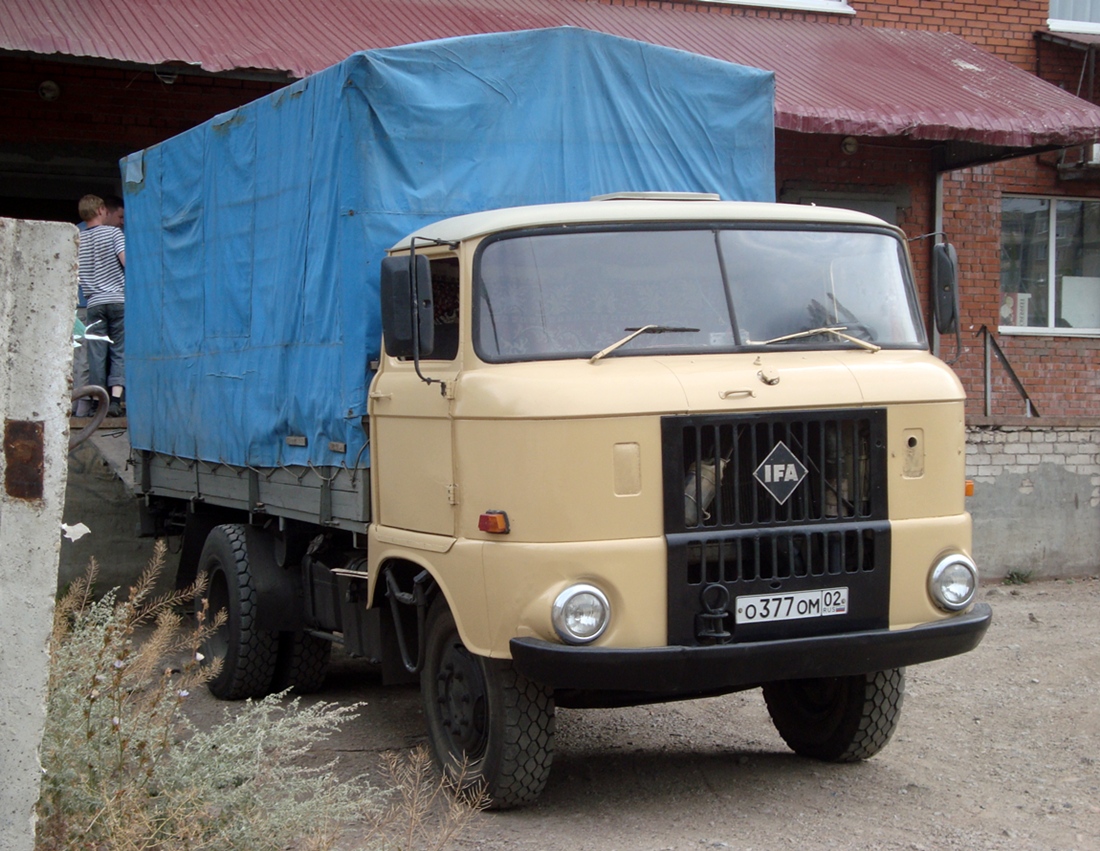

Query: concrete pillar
[0,219,78,851]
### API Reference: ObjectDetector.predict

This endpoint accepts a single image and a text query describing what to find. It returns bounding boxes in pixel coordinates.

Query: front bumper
[511,603,991,695]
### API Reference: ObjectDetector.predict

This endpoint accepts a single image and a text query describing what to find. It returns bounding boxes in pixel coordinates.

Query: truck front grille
[662,410,890,647]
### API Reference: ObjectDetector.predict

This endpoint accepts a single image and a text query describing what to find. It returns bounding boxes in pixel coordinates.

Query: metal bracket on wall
[977,325,1040,418]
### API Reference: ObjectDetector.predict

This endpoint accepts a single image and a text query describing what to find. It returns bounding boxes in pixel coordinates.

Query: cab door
[370,254,461,535]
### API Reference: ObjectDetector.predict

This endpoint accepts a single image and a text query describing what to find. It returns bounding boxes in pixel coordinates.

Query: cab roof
[389,197,896,251]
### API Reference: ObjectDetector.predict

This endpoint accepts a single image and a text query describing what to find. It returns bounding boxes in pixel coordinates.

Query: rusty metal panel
[3,1,1100,149]
[4,419,44,500]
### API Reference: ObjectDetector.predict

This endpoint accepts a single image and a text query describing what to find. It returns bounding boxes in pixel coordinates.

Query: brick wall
[0,59,280,153]
[968,426,1100,493]
[855,1,1047,66]
[1036,37,1094,99]
[0,57,282,221]
[941,153,1100,421]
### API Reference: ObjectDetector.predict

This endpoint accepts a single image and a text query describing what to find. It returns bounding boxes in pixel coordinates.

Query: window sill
[699,0,856,15]
[997,326,1100,339]
[1048,19,1100,36]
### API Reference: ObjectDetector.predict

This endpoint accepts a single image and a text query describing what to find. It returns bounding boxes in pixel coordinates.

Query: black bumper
[510,603,991,695]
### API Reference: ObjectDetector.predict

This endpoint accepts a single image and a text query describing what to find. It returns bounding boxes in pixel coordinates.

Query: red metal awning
[5,0,1100,158]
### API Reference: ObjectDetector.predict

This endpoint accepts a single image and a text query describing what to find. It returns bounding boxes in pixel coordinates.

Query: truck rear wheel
[199,524,278,700]
[421,599,555,809]
[272,631,331,694]
[762,667,904,762]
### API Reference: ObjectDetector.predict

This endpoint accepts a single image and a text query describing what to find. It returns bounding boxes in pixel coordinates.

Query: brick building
[4,0,1100,574]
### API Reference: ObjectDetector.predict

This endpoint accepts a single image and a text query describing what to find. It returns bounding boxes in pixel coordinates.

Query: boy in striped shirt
[78,194,126,418]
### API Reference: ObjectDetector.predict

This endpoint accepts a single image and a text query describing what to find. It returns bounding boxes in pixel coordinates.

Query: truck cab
[367,195,990,804]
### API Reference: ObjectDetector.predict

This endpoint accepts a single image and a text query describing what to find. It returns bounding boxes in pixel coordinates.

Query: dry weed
[37,540,486,851]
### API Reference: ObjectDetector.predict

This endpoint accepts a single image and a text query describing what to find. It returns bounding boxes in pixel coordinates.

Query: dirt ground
[185,578,1100,851]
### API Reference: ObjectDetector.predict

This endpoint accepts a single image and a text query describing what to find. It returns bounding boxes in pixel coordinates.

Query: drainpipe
[932,171,945,358]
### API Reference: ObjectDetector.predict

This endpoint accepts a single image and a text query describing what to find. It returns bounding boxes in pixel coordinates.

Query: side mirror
[380,254,434,358]
[932,242,959,335]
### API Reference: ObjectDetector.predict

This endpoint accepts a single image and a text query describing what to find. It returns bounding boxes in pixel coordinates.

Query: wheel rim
[785,677,848,737]
[792,678,840,714]
[434,633,489,760]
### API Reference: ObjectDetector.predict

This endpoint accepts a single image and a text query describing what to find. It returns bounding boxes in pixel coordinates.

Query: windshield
[473,225,924,362]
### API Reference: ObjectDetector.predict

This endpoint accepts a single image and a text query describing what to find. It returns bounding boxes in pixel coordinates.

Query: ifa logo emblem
[753,441,808,505]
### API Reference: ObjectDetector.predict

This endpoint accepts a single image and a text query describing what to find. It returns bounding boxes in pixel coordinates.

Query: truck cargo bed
[135,450,369,533]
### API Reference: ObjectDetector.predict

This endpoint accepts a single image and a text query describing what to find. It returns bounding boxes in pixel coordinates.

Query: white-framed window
[699,1,855,15]
[1001,196,1100,335]
[1050,0,1100,34]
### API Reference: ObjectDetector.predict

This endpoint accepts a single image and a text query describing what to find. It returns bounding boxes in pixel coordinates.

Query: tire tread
[272,631,331,694]
[203,524,278,700]
[489,661,555,807]
[763,667,904,763]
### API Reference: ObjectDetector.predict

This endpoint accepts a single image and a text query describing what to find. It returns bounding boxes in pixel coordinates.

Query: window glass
[473,226,923,363]
[1001,197,1050,328]
[1001,197,1100,333]
[475,230,731,361]
[427,256,460,360]
[1056,200,1100,330]
[1050,0,1100,24]
[717,229,922,346]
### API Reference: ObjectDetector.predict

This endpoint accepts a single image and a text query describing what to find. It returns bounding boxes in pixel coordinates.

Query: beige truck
[137,195,990,807]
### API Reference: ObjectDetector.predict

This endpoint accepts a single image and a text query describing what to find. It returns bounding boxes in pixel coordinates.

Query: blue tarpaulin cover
[122,27,774,468]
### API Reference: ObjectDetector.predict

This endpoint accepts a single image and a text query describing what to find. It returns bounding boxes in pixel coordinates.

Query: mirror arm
[409,237,449,397]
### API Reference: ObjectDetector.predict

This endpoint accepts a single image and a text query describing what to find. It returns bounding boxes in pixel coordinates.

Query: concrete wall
[0,218,78,851]
[967,425,1100,580]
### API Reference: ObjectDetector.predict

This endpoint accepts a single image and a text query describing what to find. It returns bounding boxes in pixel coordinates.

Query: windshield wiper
[758,325,881,353]
[589,324,701,363]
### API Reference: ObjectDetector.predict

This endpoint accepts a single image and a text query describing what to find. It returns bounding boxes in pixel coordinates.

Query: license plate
[735,587,849,624]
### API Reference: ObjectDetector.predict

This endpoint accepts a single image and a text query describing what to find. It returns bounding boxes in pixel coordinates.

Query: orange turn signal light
[478,510,510,534]
[965,480,975,497]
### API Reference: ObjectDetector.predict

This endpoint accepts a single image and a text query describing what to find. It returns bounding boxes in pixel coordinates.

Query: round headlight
[929,554,978,611]
[551,584,610,645]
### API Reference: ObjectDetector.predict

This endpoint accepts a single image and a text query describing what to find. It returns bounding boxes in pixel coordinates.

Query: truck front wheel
[762,667,904,762]
[421,599,555,809]
[198,524,278,700]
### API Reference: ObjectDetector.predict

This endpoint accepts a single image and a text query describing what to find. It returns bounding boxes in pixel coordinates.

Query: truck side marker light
[965,480,974,497]
[478,510,510,534]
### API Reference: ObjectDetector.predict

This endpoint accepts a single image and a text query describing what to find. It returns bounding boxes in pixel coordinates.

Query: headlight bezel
[928,553,979,612]
[551,583,611,645]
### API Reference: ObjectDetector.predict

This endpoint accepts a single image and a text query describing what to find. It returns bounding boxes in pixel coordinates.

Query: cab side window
[430,256,460,360]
